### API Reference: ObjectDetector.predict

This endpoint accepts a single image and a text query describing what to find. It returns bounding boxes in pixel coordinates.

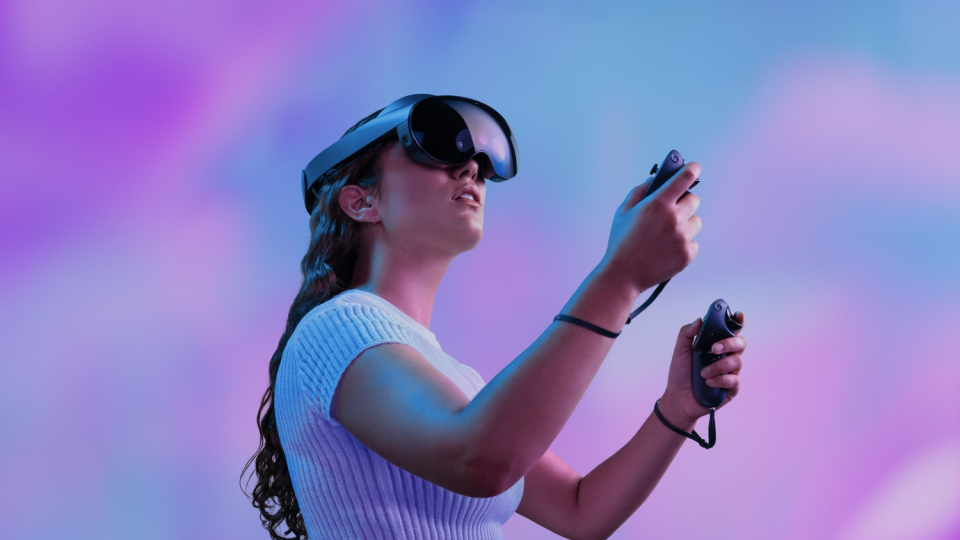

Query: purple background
[1,1,958,539]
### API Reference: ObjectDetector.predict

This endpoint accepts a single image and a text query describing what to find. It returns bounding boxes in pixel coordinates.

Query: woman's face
[373,139,487,257]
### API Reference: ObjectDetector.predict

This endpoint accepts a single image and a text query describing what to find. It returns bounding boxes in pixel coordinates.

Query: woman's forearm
[574,396,697,540]
[457,263,642,488]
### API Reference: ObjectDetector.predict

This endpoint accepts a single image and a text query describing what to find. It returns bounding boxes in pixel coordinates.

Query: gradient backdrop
[1,1,958,539]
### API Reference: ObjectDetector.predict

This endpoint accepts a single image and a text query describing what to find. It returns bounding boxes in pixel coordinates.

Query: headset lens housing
[408,97,517,180]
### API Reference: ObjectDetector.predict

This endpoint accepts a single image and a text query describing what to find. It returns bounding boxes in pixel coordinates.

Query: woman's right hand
[599,162,703,294]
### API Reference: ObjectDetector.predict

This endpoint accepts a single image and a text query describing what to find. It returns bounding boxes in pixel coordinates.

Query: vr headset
[301,94,519,214]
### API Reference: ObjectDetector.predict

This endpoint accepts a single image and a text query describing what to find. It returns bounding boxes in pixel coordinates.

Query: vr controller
[642,149,700,202]
[691,299,742,408]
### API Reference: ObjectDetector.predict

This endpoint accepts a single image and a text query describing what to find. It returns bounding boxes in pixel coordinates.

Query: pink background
[1,1,958,539]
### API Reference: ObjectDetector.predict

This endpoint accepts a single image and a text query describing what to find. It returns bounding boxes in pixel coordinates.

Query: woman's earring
[366,195,378,224]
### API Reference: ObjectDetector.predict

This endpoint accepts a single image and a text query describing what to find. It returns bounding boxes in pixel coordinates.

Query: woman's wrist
[593,259,646,299]
[657,393,698,432]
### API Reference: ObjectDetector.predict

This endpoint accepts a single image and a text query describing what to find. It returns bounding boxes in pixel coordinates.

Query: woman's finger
[709,335,747,355]
[699,354,742,379]
[687,214,703,239]
[706,374,740,392]
[721,377,740,404]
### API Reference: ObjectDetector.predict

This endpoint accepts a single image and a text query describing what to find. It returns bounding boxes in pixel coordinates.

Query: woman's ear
[339,185,378,223]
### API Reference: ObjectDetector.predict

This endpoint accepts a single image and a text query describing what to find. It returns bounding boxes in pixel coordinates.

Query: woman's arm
[571,396,697,540]
[454,263,644,489]
[338,263,644,497]
[515,397,694,540]
[517,321,746,540]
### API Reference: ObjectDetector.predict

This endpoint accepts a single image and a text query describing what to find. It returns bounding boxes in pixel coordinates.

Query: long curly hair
[241,108,397,539]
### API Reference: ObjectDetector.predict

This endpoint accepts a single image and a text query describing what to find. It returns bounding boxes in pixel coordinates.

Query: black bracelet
[654,398,716,449]
[554,314,620,338]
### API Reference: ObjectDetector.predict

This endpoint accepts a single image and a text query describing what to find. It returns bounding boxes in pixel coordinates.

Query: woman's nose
[451,158,479,181]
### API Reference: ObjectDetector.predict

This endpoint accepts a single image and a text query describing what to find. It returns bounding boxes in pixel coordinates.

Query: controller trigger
[649,163,659,175]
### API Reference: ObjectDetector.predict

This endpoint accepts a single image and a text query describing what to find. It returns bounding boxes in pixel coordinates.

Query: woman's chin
[453,226,483,254]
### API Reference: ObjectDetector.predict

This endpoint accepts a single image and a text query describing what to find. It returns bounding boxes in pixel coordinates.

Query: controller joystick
[644,149,700,201]
[724,306,743,331]
[691,299,742,408]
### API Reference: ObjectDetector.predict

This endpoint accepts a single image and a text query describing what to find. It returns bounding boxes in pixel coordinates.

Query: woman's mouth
[453,197,481,208]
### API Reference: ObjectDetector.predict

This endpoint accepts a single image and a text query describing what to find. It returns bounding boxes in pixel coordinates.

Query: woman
[243,95,747,540]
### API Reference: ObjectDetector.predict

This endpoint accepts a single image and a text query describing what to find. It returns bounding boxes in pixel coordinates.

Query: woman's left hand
[660,312,746,425]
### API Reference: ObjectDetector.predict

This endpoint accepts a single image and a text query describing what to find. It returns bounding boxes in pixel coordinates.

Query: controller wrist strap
[654,398,716,449]
[625,279,670,325]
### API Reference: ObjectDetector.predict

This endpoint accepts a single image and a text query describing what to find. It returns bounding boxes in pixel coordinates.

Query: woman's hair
[241,108,397,540]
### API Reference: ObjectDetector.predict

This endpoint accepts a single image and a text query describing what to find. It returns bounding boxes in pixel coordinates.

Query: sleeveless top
[274,288,524,539]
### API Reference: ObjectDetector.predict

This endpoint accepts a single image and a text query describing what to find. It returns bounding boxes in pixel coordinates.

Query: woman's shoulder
[299,290,354,322]
[295,291,383,336]
[293,289,419,347]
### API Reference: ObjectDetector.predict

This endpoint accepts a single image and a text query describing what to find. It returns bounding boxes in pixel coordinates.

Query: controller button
[649,164,659,175]
[725,307,744,331]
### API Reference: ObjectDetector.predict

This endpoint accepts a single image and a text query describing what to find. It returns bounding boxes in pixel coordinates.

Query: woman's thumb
[622,176,654,211]
[676,317,702,351]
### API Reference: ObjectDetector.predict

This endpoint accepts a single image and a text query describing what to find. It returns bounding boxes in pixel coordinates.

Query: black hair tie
[554,314,620,338]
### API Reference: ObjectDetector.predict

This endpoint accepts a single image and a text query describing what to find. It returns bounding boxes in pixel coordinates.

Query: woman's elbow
[461,453,517,498]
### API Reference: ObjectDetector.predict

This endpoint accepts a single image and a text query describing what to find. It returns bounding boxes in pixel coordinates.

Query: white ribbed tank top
[275,288,524,539]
